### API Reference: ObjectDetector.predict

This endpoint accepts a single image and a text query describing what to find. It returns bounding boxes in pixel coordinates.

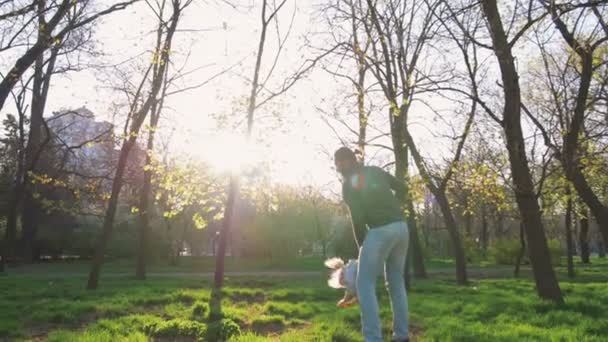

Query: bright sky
[1,0,473,193]
[36,0,349,191]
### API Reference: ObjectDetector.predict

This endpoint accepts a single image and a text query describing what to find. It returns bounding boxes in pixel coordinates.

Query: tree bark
[214,176,238,288]
[481,0,562,303]
[5,109,25,262]
[514,222,525,278]
[0,243,5,272]
[481,205,488,258]
[135,107,161,280]
[435,191,468,285]
[393,132,427,279]
[20,15,61,262]
[464,198,472,237]
[20,47,47,263]
[579,208,591,264]
[399,119,467,284]
[396,148,427,279]
[567,166,608,247]
[87,137,139,289]
[565,187,575,278]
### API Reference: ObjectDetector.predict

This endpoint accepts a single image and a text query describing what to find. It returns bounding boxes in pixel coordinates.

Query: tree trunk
[565,188,575,278]
[568,167,608,248]
[135,109,160,280]
[20,50,46,263]
[214,176,239,288]
[214,0,269,289]
[482,0,563,303]
[435,191,468,285]
[20,31,59,263]
[5,107,26,263]
[0,243,5,273]
[87,138,138,289]
[481,205,488,258]
[514,222,525,278]
[398,100,471,284]
[579,208,591,264]
[464,200,472,237]
[393,143,427,279]
[409,215,426,278]
[496,211,505,238]
[598,240,606,258]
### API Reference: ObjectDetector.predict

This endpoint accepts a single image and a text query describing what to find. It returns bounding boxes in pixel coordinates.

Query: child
[325,257,358,308]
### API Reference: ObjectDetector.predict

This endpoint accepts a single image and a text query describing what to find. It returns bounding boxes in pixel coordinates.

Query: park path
[4,267,520,278]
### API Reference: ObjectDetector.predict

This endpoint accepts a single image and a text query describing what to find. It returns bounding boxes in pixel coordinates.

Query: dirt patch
[152,337,197,342]
[250,322,285,336]
[229,292,266,304]
[409,323,424,342]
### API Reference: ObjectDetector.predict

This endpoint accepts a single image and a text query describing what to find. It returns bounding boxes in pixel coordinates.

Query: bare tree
[0,0,137,111]
[86,0,191,290]
[214,0,333,288]
[4,2,108,261]
[525,1,608,246]
[476,0,563,302]
[351,0,473,284]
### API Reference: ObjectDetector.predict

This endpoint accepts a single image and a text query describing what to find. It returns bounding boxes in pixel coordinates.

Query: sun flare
[201,132,263,173]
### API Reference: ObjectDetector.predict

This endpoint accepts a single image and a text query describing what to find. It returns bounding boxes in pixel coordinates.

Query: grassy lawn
[0,259,606,341]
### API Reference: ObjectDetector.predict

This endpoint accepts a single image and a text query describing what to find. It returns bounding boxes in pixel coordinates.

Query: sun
[202,131,262,173]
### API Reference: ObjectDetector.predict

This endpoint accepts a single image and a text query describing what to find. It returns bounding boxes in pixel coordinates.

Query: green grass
[0,258,607,341]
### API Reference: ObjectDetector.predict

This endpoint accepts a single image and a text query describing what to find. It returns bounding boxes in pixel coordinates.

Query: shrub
[490,238,563,265]
[490,239,523,265]
[191,301,209,319]
[463,237,481,263]
[547,239,563,265]
[144,319,207,340]
[206,318,241,341]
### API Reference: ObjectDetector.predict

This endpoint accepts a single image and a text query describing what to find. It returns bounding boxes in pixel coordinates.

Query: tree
[0,0,137,111]
[2,88,28,263]
[450,140,511,257]
[1,0,137,262]
[525,1,608,247]
[352,0,473,284]
[86,0,190,290]
[214,0,330,288]
[477,0,563,303]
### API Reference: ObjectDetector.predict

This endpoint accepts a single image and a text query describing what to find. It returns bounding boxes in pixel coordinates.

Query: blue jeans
[357,221,409,342]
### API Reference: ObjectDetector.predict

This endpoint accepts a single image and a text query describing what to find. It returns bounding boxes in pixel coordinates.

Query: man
[334,146,410,342]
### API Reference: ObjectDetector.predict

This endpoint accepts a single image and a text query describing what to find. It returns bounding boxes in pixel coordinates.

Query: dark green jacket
[342,165,407,247]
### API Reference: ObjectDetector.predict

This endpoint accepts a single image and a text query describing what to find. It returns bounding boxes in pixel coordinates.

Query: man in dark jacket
[335,147,410,342]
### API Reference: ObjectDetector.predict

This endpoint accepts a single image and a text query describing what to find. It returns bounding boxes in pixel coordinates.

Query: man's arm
[379,167,408,200]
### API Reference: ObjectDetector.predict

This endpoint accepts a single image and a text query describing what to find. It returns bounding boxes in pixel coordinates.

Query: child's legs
[384,221,409,340]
